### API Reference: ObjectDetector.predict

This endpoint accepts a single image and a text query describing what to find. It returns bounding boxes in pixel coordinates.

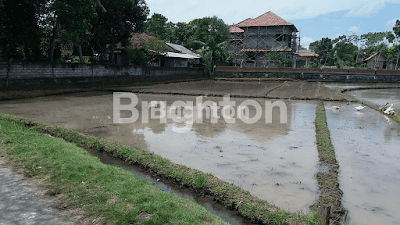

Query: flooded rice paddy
[0,92,320,214]
[1,81,400,224]
[325,103,400,225]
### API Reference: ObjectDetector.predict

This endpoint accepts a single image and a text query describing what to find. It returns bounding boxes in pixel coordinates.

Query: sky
[145,0,400,49]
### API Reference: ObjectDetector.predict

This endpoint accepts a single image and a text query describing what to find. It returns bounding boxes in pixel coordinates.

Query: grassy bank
[0,113,322,224]
[313,105,345,224]
[0,114,229,224]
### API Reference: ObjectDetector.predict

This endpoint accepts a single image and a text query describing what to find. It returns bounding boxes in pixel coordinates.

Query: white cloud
[387,18,400,27]
[345,2,386,17]
[300,37,315,50]
[146,0,400,24]
[348,26,360,34]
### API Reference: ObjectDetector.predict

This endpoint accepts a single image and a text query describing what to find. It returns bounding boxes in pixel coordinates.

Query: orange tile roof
[297,52,319,57]
[364,52,386,61]
[237,11,298,31]
[229,26,244,33]
[229,18,252,33]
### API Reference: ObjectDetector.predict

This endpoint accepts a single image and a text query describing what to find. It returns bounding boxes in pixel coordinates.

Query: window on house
[275,34,283,42]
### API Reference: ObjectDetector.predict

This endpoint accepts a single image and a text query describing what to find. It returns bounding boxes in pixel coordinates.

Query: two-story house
[229,11,298,67]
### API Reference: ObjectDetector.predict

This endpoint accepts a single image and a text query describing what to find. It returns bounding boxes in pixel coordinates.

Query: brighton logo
[113,92,287,133]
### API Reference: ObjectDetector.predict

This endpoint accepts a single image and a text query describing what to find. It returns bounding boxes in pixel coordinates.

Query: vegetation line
[313,104,345,225]
[131,90,348,102]
[0,113,322,224]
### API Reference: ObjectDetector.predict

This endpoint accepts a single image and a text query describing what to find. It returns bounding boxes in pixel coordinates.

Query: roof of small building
[165,43,197,55]
[364,52,386,61]
[229,18,252,33]
[163,52,201,59]
[229,26,245,33]
[235,11,298,32]
[297,52,319,57]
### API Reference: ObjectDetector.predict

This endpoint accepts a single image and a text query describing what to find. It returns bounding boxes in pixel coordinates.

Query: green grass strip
[0,113,322,224]
[387,114,400,123]
[0,115,227,225]
[315,106,336,164]
[313,105,345,223]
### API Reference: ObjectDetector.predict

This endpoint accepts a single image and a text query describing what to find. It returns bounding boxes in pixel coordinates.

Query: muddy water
[0,92,319,213]
[325,103,400,225]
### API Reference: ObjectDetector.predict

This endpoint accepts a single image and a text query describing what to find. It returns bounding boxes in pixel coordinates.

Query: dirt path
[0,157,92,225]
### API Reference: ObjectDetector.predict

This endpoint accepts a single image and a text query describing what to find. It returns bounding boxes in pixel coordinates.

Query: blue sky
[145,0,400,49]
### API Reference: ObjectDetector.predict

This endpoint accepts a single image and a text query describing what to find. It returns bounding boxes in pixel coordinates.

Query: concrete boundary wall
[215,66,400,82]
[0,62,204,87]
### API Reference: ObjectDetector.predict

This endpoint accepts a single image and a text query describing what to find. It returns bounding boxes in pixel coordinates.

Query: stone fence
[0,62,205,88]
[214,66,400,82]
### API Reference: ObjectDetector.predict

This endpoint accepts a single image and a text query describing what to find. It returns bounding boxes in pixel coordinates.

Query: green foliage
[0,0,45,61]
[188,16,230,59]
[144,37,168,52]
[55,0,98,44]
[309,58,321,68]
[200,49,213,76]
[266,51,293,67]
[143,13,174,42]
[125,49,149,65]
[90,0,149,62]
[214,41,233,62]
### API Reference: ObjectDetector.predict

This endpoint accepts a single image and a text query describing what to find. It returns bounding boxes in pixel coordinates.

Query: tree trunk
[374,52,380,69]
[78,44,84,63]
[49,18,60,63]
[109,42,115,64]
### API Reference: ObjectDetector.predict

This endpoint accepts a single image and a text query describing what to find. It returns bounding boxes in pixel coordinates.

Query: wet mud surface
[0,92,320,214]
[325,103,400,225]
[129,80,283,97]
[129,80,350,101]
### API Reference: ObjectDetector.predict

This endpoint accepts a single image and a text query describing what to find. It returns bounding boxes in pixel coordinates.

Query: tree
[90,0,149,63]
[55,0,98,63]
[387,20,400,69]
[172,22,191,45]
[0,0,46,61]
[310,38,334,66]
[187,16,230,60]
[331,35,358,68]
[144,13,167,39]
[266,51,292,67]
[144,37,168,65]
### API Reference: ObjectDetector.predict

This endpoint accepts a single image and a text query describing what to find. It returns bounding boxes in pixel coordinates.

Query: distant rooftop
[230,11,298,33]
[165,43,201,58]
